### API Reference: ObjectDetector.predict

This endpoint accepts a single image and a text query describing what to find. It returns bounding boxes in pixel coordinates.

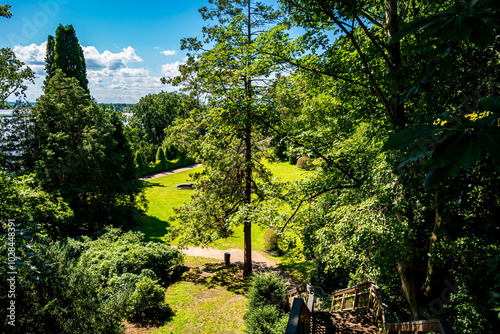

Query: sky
[1,0,279,103]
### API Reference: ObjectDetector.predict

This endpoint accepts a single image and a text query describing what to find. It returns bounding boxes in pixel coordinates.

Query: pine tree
[44,25,88,93]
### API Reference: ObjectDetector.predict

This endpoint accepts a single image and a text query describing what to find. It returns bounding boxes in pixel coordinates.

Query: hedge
[135,148,196,177]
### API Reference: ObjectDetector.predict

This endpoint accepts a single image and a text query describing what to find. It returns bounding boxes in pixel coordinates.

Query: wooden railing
[284,297,312,334]
[284,282,455,334]
[330,282,391,332]
[386,319,455,333]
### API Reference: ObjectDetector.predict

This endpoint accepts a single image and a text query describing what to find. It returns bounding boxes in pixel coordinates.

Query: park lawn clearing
[135,160,313,250]
[151,256,248,334]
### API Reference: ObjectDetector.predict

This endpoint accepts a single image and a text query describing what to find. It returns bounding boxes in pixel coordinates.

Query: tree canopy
[32,70,145,234]
[44,25,88,93]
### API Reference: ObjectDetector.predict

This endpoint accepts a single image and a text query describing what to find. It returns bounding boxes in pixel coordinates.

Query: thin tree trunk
[243,0,253,278]
[422,192,442,297]
[385,0,406,128]
[398,254,420,320]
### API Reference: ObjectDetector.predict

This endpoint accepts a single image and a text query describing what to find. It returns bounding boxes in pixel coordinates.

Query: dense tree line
[164,0,500,331]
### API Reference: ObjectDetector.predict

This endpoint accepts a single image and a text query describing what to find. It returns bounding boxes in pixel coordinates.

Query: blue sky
[1,0,279,103]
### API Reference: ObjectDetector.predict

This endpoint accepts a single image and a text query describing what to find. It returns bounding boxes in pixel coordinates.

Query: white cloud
[161,61,183,77]
[83,46,143,70]
[12,42,176,103]
[13,42,47,65]
[161,49,176,56]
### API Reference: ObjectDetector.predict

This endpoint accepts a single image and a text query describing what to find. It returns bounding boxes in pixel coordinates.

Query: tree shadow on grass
[142,181,167,188]
[181,262,249,295]
[127,304,174,329]
[134,214,172,243]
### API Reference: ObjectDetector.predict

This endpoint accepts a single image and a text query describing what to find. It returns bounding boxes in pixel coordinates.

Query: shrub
[245,272,289,334]
[156,147,168,170]
[77,227,184,283]
[0,240,124,333]
[127,275,166,320]
[263,228,279,253]
[288,154,297,165]
[296,156,311,170]
[135,151,146,175]
[245,304,288,334]
[247,272,287,311]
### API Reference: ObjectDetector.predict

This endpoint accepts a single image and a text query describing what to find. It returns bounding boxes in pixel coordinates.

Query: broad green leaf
[480,97,500,113]
[382,125,443,151]
[481,132,500,161]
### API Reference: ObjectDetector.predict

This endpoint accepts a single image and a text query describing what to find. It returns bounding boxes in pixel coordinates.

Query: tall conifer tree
[44,25,88,93]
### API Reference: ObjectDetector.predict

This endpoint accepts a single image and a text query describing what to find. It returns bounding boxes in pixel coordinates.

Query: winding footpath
[139,163,202,181]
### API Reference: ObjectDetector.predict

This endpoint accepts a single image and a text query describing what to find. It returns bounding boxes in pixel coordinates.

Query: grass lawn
[135,160,312,250]
[152,256,248,334]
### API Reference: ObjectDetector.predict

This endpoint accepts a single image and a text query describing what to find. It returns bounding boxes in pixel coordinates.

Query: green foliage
[0,47,34,107]
[245,304,288,334]
[296,156,311,170]
[126,91,195,163]
[245,272,288,334]
[72,227,183,283]
[0,172,73,237]
[247,272,287,311]
[156,147,168,170]
[0,226,183,332]
[288,154,297,165]
[0,236,123,333]
[135,151,146,175]
[45,24,88,93]
[0,4,12,18]
[31,70,145,234]
[263,228,279,253]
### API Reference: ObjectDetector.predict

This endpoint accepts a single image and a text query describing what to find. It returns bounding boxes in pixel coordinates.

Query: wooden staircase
[312,310,378,333]
[284,282,456,334]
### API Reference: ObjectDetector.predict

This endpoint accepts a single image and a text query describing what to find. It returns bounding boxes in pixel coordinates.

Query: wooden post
[340,293,346,311]
[353,289,358,310]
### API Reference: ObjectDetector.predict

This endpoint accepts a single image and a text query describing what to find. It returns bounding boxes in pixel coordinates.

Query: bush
[263,228,279,253]
[127,275,166,320]
[245,272,289,334]
[247,272,287,311]
[75,227,184,283]
[156,147,168,170]
[134,151,146,175]
[0,240,124,333]
[288,154,297,165]
[245,304,288,334]
[296,156,311,170]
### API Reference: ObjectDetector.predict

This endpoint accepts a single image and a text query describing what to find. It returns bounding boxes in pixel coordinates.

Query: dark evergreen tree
[43,35,55,88]
[44,25,88,93]
[32,70,144,234]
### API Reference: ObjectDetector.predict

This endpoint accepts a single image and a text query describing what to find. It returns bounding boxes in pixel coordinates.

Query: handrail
[386,319,455,334]
[284,281,455,334]
[329,281,391,333]
[285,297,311,334]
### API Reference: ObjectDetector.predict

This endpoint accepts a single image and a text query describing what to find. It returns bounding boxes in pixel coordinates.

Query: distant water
[0,110,13,117]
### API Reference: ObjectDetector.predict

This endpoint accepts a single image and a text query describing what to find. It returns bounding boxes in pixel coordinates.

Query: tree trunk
[398,253,420,320]
[243,0,253,278]
[385,0,406,128]
[422,192,442,297]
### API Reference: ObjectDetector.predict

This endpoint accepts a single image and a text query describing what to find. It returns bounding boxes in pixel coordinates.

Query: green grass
[152,256,248,334]
[135,169,200,242]
[135,160,312,249]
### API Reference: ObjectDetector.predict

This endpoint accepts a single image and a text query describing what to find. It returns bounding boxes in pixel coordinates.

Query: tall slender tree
[44,25,88,93]
[165,0,283,277]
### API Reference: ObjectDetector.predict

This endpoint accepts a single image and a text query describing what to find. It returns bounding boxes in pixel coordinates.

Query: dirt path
[177,246,298,286]
[139,163,202,181]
